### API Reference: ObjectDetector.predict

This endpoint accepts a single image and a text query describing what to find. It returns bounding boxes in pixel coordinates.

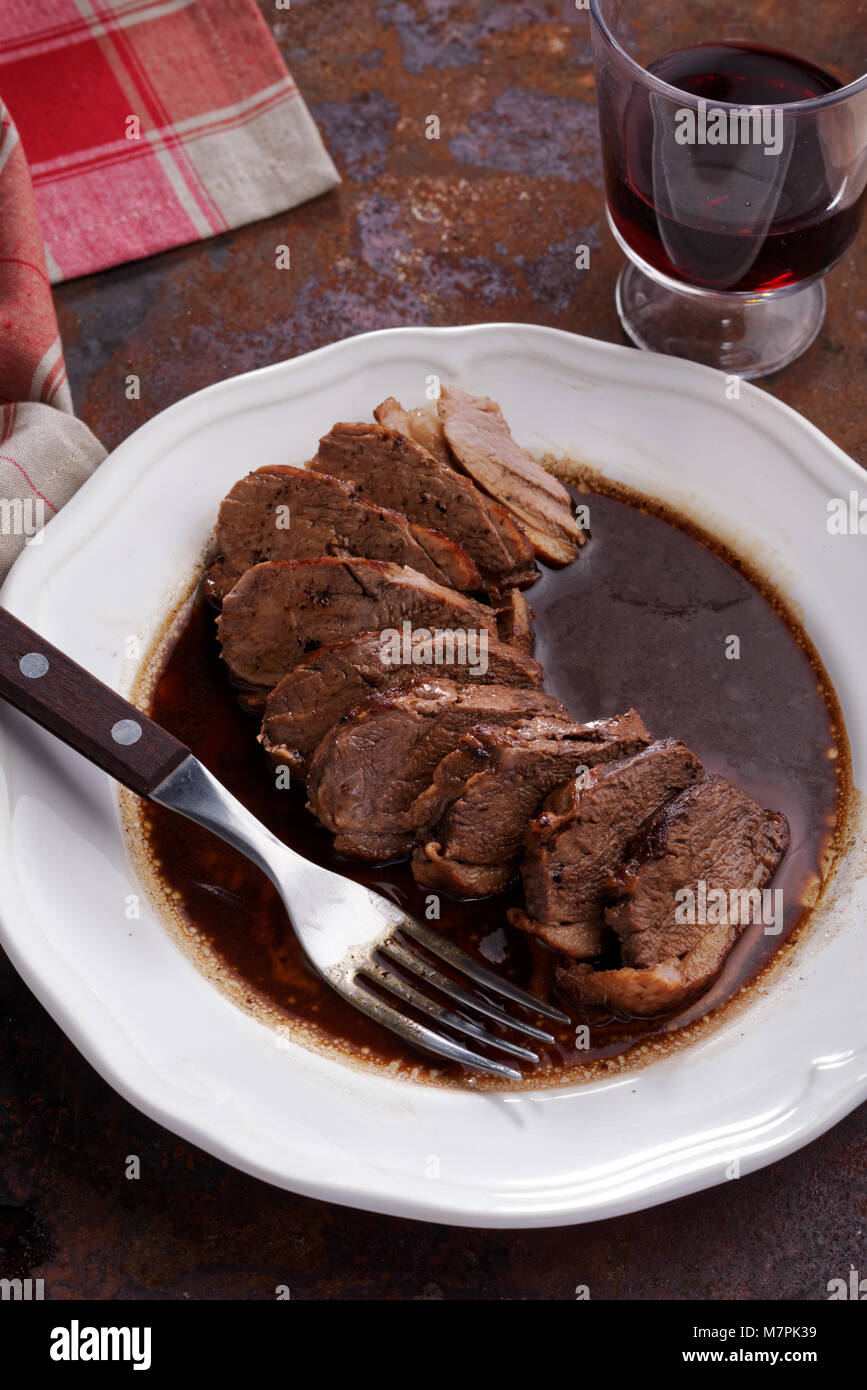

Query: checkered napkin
[0,98,107,579]
[0,0,339,282]
[0,0,338,578]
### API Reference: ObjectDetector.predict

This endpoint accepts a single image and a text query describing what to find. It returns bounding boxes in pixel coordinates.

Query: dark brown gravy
[140,479,844,1086]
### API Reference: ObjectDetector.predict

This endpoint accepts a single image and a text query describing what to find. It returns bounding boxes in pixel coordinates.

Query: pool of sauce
[141,481,844,1085]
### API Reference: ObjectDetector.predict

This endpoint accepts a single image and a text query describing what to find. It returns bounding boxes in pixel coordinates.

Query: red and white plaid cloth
[0,97,107,577]
[0,0,338,578]
[0,0,339,282]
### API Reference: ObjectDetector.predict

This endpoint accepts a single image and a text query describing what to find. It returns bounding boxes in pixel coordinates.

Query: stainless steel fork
[0,607,567,1079]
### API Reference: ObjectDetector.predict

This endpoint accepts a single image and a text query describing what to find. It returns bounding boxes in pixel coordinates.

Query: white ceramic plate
[1,325,865,1228]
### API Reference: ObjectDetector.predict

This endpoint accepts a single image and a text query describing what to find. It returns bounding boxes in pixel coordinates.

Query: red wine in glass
[604,42,864,293]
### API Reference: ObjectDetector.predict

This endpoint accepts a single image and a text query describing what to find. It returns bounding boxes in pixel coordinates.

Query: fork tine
[380,939,556,1044]
[338,975,522,1080]
[400,918,570,1023]
[360,958,540,1063]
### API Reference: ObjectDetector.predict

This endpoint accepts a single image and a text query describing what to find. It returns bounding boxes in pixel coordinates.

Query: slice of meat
[375,397,452,467]
[206,465,481,602]
[306,679,569,861]
[555,923,737,1017]
[259,627,544,776]
[607,774,790,968]
[315,420,533,583]
[495,587,535,654]
[406,526,481,593]
[438,385,585,565]
[375,399,540,589]
[411,710,653,897]
[509,739,704,958]
[217,558,499,693]
[482,502,538,587]
[411,849,515,898]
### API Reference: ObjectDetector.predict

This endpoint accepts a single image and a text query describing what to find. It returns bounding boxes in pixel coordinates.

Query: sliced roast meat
[217,558,499,693]
[495,587,535,654]
[206,466,482,602]
[412,850,515,898]
[484,502,538,586]
[315,421,535,585]
[306,679,569,861]
[411,710,653,897]
[374,397,452,467]
[405,525,481,593]
[373,397,538,584]
[607,774,790,969]
[509,739,704,958]
[555,923,738,1018]
[259,627,544,776]
[438,385,585,566]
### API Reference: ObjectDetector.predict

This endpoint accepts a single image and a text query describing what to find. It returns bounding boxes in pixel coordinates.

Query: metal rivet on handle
[111,718,143,746]
[19,652,49,679]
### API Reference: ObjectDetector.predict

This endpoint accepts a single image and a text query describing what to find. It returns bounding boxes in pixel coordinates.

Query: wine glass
[588,0,867,377]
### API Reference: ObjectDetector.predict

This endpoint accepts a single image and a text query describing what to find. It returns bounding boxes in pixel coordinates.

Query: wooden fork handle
[0,607,190,797]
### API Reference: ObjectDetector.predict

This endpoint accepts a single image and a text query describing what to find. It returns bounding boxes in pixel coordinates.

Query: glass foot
[615,261,826,379]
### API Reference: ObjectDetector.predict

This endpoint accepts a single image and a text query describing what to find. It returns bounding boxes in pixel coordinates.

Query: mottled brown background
[1,0,864,1299]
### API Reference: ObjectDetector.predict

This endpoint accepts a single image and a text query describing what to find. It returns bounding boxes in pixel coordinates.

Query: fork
[0,608,567,1079]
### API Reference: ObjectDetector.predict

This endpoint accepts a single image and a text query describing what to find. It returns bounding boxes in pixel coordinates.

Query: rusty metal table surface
[2,1,864,1299]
